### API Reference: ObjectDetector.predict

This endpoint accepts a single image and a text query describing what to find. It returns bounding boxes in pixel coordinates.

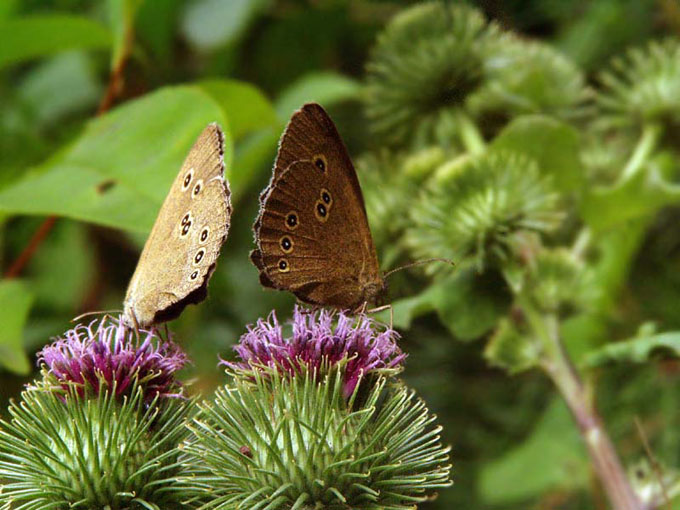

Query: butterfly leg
[354,301,369,316]
[365,304,394,329]
[129,310,141,341]
[296,301,320,315]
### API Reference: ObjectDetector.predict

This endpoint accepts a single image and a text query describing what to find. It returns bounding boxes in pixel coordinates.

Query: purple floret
[223,306,406,398]
[38,316,187,401]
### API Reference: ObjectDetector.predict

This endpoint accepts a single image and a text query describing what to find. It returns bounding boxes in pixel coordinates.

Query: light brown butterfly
[250,103,385,310]
[123,123,231,328]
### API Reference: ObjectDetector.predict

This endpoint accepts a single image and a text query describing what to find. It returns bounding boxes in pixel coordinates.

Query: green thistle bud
[181,309,451,509]
[359,147,447,250]
[468,38,589,123]
[406,151,563,270]
[365,2,500,147]
[524,248,598,315]
[596,38,680,131]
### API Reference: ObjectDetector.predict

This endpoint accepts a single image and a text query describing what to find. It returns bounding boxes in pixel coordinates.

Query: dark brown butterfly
[250,103,385,310]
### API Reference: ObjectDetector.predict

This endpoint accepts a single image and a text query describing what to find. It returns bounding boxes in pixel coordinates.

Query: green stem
[571,227,591,261]
[619,123,661,183]
[455,111,485,155]
[521,301,645,510]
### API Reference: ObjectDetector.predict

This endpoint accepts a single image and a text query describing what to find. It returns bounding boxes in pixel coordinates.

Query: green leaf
[18,51,101,127]
[180,0,271,51]
[0,279,33,374]
[580,166,680,231]
[0,0,18,19]
[386,269,509,340]
[479,398,588,504]
[276,71,362,120]
[490,115,584,190]
[583,332,680,368]
[0,86,231,232]
[0,15,112,70]
[30,221,95,311]
[197,79,278,140]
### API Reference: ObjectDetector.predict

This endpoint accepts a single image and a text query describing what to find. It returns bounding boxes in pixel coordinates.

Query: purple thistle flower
[223,306,406,398]
[37,316,187,401]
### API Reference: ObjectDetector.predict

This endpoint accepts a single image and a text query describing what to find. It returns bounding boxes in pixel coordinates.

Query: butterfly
[250,103,385,311]
[123,123,231,329]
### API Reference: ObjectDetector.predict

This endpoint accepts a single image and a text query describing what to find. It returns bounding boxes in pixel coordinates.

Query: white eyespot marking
[279,236,293,254]
[180,212,193,237]
[313,154,328,173]
[285,211,299,230]
[314,200,329,223]
[182,168,194,192]
[189,270,199,281]
[199,226,210,244]
[278,259,290,273]
[320,188,333,208]
[192,179,203,198]
[193,248,206,266]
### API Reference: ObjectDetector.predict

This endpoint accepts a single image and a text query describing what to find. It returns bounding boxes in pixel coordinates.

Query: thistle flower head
[38,316,187,400]
[183,365,451,509]
[0,317,193,510]
[596,38,680,131]
[223,306,405,398]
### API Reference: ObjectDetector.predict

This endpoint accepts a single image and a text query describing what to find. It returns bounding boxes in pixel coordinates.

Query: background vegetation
[1,0,680,508]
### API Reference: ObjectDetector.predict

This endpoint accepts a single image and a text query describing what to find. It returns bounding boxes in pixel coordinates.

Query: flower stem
[522,303,644,510]
[571,226,591,261]
[455,110,486,155]
[619,123,661,183]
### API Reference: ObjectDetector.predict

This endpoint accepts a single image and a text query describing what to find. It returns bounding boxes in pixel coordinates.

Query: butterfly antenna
[382,258,455,279]
[71,309,123,323]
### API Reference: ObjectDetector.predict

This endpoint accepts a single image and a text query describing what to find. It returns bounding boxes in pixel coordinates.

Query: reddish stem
[541,316,645,510]
[4,216,57,278]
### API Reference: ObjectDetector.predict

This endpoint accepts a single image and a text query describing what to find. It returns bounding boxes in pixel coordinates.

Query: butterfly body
[251,103,385,310]
[123,123,231,328]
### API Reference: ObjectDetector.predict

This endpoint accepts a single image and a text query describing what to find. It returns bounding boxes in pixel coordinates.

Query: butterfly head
[361,276,388,307]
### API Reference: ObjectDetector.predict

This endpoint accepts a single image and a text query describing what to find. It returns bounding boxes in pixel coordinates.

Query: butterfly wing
[252,104,382,309]
[123,124,231,328]
[269,103,366,214]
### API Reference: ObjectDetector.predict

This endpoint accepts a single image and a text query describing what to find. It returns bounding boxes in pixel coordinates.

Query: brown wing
[123,123,231,328]
[251,156,381,310]
[264,103,367,212]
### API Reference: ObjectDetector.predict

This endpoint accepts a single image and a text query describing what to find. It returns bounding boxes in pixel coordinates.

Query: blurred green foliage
[1,0,680,508]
